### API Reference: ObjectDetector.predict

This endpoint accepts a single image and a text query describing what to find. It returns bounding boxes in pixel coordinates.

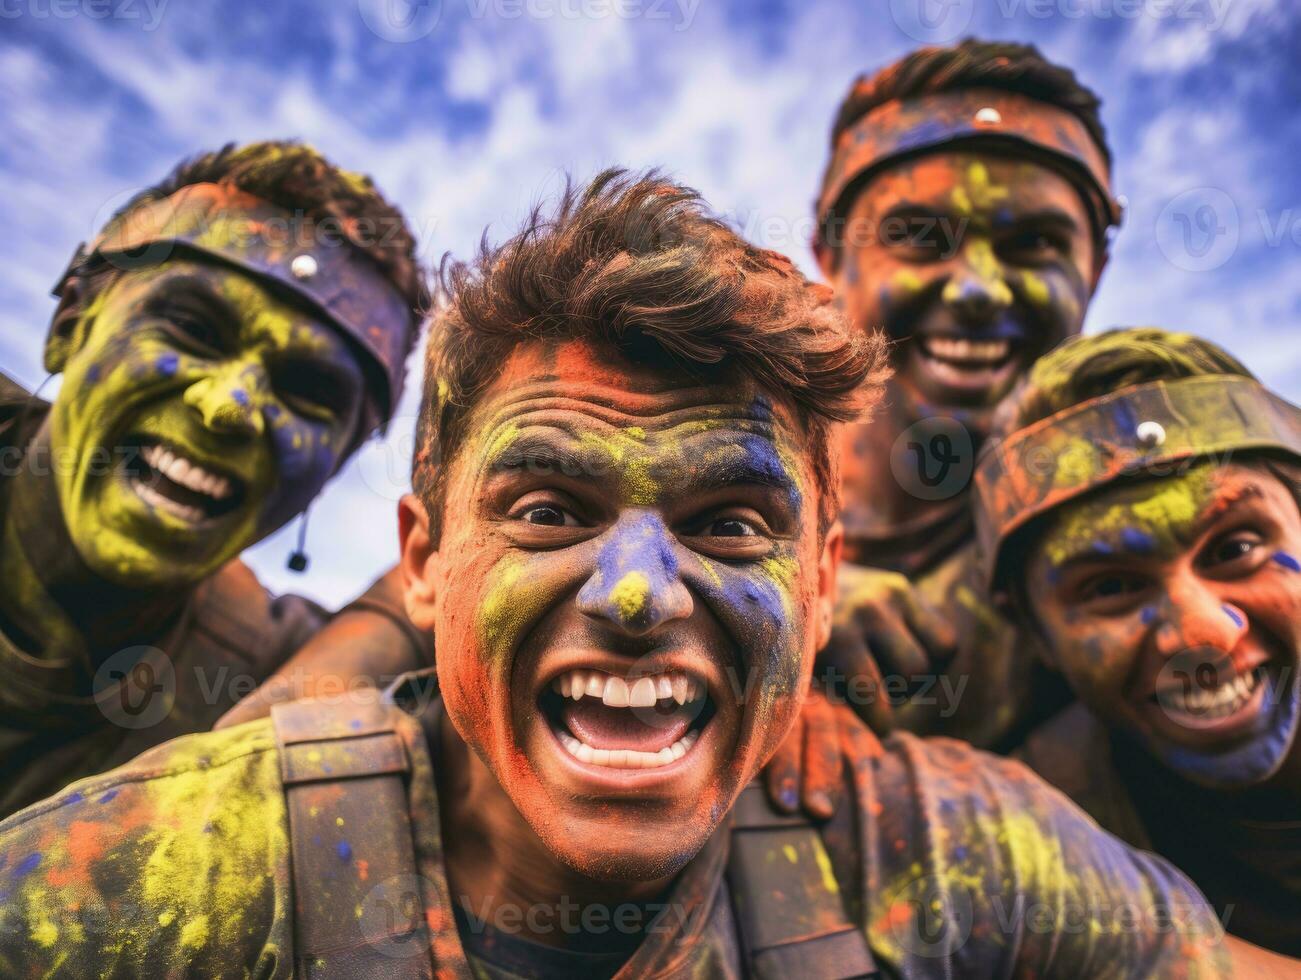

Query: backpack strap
[727,783,879,979]
[271,698,434,980]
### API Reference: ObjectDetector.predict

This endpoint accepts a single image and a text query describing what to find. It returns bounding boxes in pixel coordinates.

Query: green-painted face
[47,259,365,588]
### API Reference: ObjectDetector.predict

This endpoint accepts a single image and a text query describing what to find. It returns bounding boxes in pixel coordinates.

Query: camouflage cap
[973,374,1301,593]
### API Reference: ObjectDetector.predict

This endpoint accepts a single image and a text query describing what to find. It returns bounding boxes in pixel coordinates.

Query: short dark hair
[829,38,1110,171]
[70,140,425,320]
[415,169,889,540]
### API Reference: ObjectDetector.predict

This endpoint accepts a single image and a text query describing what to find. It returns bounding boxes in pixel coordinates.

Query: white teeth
[629,677,658,708]
[138,444,235,501]
[132,479,204,524]
[603,676,630,708]
[551,669,705,709]
[1161,668,1260,719]
[925,337,1011,364]
[672,676,689,705]
[559,729,699,769]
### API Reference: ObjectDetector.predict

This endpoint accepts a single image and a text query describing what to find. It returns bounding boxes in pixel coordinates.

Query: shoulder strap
[727,783,879,979]
[271,698,434,980]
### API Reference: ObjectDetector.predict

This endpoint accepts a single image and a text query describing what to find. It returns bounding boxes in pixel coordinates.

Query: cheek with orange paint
[1027,470,1301,789]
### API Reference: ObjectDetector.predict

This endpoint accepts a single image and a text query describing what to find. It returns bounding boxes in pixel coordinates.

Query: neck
[838,380,975,550]
[0,424,190,668]
[436,711,674,950]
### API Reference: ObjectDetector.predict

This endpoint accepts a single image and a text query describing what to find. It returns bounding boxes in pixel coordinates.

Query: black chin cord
[287,509,310,573]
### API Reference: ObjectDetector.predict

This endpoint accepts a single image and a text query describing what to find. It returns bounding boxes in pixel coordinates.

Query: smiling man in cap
[807,39,1122,750]
[0,141,429,816]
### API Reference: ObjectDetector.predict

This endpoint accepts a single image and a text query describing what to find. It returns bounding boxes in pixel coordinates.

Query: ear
[398,493,438,633]
[43,278,92,374]
[814,520,844,650]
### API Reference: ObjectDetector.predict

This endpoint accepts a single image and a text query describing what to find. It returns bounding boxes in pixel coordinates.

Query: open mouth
[124,439,246,525]
[917,335,1016,379]
[541,668,713,771]
[1152,663,1268,736]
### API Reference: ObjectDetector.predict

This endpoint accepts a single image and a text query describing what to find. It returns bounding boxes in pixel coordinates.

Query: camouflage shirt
[0,694,1232,979]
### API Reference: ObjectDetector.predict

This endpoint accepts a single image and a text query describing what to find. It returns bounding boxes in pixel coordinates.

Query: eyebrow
[487,431,799,497]
[1053,485,1269,570]
[999,208,1080,231]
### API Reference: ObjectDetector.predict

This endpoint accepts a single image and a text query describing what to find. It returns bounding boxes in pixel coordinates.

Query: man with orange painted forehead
[972,329,1301,956]
[806,39,1121,751]
[2,172,1276,977]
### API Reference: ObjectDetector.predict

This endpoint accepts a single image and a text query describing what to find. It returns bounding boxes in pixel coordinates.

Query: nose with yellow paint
[183,362,267,437]
[577,513,693,635]
[941,239,1014,322]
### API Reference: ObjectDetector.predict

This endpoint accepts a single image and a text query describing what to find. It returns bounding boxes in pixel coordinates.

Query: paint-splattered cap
[973,375,1301,592]
[816,88,1123,252]
[64,182,417,431]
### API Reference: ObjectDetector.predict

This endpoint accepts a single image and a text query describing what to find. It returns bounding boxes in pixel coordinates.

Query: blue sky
[2,0,1298,606]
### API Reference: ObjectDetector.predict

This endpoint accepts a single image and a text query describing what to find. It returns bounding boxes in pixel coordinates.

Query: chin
[1139,659,1301,789]
[539,808,711,881]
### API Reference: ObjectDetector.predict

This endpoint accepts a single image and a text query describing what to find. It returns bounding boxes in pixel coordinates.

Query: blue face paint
[1140,606,1159,626]
[1120,527,1156,553]
[156,353,178,377]
[1273,551,1301,573]
[1222,605,1244,628]
[579,513,682,631]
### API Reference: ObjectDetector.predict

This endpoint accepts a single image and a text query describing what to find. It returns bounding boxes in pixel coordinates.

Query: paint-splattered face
[1026,462,1301,788]
[47,259,365,587]
[420,339,836,880]
[828,151,1097,436]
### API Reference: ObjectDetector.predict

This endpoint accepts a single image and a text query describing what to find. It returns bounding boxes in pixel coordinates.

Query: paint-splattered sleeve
[850,727,1233,979]
[0,719,293,979]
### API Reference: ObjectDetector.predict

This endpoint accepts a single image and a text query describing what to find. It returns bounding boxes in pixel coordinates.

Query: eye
[707,518,758,537]
[270,357,352,421]
[1071,570,1151,612]
[999,229,1068,265]
[518,504,579,527]
[1200,530,1265,572]
[159,309,225,357]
